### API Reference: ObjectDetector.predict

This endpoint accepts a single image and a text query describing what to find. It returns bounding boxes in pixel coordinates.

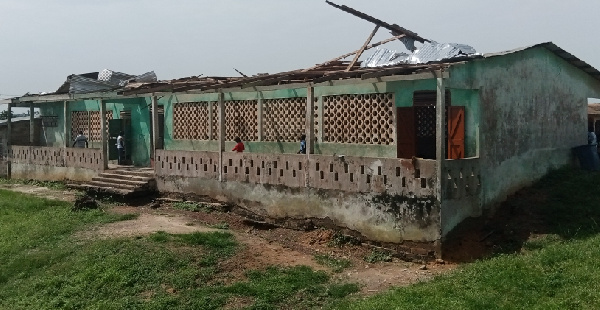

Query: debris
[418,265,428,270]
[72,195,99,211]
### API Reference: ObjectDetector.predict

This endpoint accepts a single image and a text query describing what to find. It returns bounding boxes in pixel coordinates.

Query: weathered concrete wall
[9,146,102,181]
[156,150,441,243]
[441,157,481,237]
[448,46,600,209]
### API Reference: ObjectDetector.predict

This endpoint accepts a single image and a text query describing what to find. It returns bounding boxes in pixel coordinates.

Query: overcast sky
[1,0,599,99]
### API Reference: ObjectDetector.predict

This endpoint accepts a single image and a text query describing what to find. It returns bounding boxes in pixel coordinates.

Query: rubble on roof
[56,69,157,94]
[363,42,477,68]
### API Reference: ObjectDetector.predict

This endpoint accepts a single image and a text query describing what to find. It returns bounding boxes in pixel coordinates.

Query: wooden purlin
[325,1,428,43]
[346,25,380,72]
[302,34,406,72]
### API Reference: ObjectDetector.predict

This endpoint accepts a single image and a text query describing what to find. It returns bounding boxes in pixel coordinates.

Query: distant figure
[589,126,597,146]
[297,134,306,154]
[72,131,88,148]
[116,131,125,165]
[232,137,245,152]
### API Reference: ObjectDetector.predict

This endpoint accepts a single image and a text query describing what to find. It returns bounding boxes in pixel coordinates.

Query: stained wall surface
[156,150,441,243]
[448,46,600,210]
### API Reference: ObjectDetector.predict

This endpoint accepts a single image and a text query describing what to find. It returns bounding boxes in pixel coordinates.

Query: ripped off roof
[55,69,157,94]
[363,42,477,67]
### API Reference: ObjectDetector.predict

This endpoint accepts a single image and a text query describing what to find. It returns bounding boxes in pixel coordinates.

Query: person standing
[232,137,245,152]
[116,131,125,165]
[297,134,306,154]
[72,131,88,148]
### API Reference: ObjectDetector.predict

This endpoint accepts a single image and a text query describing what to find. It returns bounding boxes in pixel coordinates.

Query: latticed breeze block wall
[225,100,258,141]
[155,150,437,196]
[263,98,306,142]
[321,93,395,145]
[71,111,113,142]
[172,102,218,140]
[9,146,103,170]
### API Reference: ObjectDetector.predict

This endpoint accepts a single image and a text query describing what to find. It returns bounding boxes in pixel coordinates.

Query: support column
[151,96,159,164]
[257,95,263,141]
[100,99,108,170]
[435,70,446,257]
[208,100,213,140]
[435,70,446,202]
[6,101,12,179]
[63,101,69,148]
[218,92,225,182]
[306,86,315,155]
[29,103,35,145]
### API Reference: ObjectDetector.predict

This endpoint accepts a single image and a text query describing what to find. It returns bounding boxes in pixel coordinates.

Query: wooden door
[396,107,416,159]
[447,106,465,159]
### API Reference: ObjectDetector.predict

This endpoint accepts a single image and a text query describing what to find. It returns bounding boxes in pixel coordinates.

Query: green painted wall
[39,97,152,167]
[448,46,600,210]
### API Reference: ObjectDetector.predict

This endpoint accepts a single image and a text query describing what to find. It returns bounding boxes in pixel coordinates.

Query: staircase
[69,167,156,198]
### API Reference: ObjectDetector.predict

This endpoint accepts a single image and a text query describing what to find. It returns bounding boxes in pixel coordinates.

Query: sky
[1,0,599,99]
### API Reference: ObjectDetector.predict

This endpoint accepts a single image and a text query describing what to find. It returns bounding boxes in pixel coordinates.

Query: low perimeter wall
[9,146,103,182]
[156,150,441,250]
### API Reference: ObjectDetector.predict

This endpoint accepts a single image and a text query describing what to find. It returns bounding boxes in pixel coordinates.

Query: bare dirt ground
[0,184,455,295]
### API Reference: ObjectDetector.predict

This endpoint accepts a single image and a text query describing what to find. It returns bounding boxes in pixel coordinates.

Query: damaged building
[2,2,600,259]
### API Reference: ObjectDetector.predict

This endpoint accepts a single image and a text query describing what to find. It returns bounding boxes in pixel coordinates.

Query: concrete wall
[441,157,481,237]
[156,150,441,244]
[448,46,600,210]
[9,146,102,181]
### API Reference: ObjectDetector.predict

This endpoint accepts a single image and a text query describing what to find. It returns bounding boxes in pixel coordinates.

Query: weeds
[314,254,352,273]
[172,201,212,213]
[328,231,361,248]
[209,222,230,230]
[0,178,66,190]
[363,250,393,263]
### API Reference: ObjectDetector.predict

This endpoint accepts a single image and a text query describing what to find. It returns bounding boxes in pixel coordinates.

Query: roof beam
[346,25,379,71]
[325,1,428,43]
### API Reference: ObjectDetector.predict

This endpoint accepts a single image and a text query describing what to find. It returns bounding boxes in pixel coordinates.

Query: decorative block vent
[71,111,112,142]
[321,93,394,145]
[263,98,307,142]
[173,102,217,140]
[225,100,258,141]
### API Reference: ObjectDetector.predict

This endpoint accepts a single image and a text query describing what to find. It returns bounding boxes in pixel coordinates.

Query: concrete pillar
[306,86,315,155]
[100,99,108,170]
[435,70,446,200]
[63,101,69,148]
[151,96,159,162]
[208,100,213,140]
[257,96,263,142]
[218,92,225,182]
[29,103,35,146]
[6,101,12,179]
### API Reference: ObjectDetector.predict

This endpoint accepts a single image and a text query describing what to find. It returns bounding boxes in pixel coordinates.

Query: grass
[331,167,600,309]
[0,177,66,190]
[314,254,352,273]
[0,189,358,309]
[363,250,393,264]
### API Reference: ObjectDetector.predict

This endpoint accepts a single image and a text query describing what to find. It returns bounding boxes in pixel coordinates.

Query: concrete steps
[68,167,157,198]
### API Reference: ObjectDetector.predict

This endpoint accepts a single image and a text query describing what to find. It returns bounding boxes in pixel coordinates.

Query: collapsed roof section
[363,42,477,68]
[55,69,157,94]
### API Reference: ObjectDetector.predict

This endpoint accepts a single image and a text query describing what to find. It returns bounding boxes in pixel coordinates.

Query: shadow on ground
[442,167,600,262]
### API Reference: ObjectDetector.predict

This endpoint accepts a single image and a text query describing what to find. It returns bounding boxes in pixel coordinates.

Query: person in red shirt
[232,137,245,152]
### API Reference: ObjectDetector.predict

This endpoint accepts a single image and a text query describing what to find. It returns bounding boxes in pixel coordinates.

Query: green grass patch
[314,254,352,273]
[209,222,230,230]
[0,189,357,309]
[0,177,66,190]
[363,250,393,263]
[331,168,600,309]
